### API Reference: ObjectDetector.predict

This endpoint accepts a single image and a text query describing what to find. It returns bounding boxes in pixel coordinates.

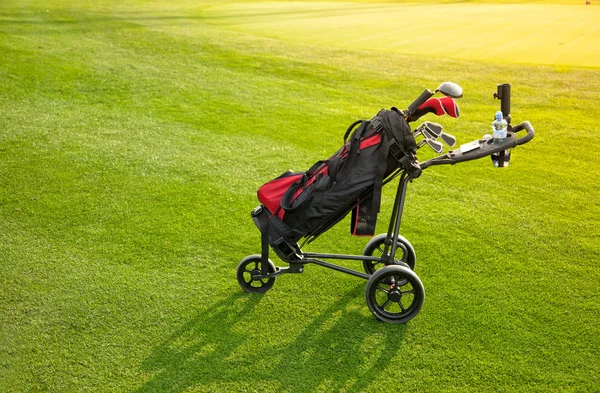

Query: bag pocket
[257,170,303,215]
[280,165,329,212]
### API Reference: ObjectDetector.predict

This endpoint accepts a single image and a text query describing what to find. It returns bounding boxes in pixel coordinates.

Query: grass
[1,0,599,392]
[205,1,600,67]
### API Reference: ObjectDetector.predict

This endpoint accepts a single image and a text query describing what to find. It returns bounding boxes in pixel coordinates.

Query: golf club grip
[405,89,433,118]
[512,121,535,146]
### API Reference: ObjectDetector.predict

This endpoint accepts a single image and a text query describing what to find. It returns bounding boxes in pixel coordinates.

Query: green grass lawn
[206,1,600,67]
[1,0,599,392]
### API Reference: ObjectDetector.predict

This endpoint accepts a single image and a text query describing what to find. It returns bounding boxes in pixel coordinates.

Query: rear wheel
[362,234,416,275]
[365,265,424,324]
[236,254,276,293]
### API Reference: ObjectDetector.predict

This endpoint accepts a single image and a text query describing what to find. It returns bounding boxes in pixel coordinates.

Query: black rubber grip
[405,89,433,118]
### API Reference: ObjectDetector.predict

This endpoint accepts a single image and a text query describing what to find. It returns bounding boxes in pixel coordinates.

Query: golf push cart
[237,83,535,323]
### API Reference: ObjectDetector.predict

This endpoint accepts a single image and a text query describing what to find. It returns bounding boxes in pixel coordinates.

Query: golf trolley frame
[237,84,535,323]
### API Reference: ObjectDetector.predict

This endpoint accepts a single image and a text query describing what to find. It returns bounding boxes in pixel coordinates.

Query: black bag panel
[282,139,382,235]
[375,108,417,162]
[330,121,370,184]
[351,196,377,236]
[279,121,370,215]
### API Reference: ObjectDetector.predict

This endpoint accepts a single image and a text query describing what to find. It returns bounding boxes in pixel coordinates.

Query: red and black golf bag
[252,107,420,260]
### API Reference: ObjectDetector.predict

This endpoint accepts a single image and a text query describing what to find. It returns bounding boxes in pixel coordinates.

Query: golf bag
[253,108,419,260]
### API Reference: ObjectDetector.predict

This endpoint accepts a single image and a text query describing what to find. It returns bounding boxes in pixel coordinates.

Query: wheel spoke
[376,284,389,293]
[397,300,406,312]
[380,299,391,309]
[371,261,383,269]
[376,245,385,255]
[237,256,277,293]
[401,288,415,295]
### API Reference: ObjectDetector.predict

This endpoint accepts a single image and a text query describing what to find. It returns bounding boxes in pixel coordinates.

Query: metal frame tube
[302,258,370,279]
[384,172,411,261]
[303,253,381,262]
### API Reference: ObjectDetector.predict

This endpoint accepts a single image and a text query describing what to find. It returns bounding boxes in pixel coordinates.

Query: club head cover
[406,98,442,122]
[439,96,460,118]
[406,97,460,122]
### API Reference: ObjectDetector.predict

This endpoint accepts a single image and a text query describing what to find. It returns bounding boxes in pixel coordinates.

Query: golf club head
[420,121,456,147]
[423,122,443,137]
[425,138,444,154]
[440,131,457,147]
[422,128,437,141]
[435,82,463,99]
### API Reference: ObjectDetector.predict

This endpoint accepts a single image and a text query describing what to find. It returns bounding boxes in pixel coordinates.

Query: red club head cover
[418,97,445,116]
[408,97,460,123]
[439,96,460,118]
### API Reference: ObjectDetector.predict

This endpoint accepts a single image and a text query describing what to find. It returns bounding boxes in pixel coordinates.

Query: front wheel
[236,254,276,293]
[365,265,424,324]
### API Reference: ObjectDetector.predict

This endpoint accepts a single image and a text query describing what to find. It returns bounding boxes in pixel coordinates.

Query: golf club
[417,137,444,154]
[425,138,444,154]
[422,122,443,137]
[404,89,434,119]
[418,121,457,148]
[412,123,433,140]
[439,131,457,147]
[405,81,461,120]
[435,82,463,99]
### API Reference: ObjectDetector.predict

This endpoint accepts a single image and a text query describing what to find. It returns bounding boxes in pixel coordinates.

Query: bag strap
[331,120,369,184]
[305,160,327,178]
[279,160,326,212]
[279,180,302,212]
[255,209,271,269]
[370,134,391,215]
[344,119,365,143]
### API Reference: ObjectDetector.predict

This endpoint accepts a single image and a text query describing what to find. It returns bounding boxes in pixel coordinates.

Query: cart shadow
[133,287,407,393]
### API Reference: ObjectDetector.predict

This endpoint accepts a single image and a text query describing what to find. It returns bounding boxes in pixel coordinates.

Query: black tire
[365,265,424,324]
[362,234,416,275]
[236,254,276,294]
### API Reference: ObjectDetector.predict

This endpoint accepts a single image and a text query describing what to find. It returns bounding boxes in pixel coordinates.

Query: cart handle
[419,121,535,169]
[511,121,535,146]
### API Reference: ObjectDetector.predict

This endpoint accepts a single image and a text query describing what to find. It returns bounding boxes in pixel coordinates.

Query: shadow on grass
[133,287,407,392]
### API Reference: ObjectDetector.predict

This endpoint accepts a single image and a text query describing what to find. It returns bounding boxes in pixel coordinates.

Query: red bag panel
[257,173,303,215]
[359,133,381,150]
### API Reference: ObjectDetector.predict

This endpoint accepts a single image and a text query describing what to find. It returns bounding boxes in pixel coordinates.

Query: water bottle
[491,111,510,167]
[492,111,508,143]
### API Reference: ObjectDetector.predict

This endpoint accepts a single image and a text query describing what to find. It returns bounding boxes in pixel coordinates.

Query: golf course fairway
[1,0,599,391]
[205,2,600,67]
